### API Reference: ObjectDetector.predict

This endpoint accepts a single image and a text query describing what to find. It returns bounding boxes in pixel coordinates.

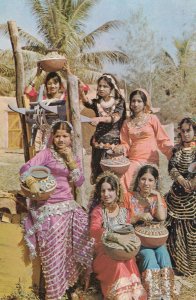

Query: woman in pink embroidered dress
[89,172,147,300]
[20,120,94,300]
[119,88,173,192]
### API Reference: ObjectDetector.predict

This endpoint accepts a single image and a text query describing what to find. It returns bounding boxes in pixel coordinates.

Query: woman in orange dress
[124,165,175,299]
[89,171,147,300]
[119,88,173,192]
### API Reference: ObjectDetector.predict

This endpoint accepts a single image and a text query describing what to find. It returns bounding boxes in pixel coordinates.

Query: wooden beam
[7,20,30,162]
[67,74,86,206]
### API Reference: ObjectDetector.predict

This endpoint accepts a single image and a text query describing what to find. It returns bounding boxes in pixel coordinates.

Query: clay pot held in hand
[135,221,169,248]
[21,166,57,201]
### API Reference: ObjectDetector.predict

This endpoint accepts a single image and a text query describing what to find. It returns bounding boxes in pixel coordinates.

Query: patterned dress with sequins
[20,148,94,300]
[166,143,196,276]
[84,97,126,181]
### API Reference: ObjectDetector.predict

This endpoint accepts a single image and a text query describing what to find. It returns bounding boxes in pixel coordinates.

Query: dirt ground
[0,149,195,299]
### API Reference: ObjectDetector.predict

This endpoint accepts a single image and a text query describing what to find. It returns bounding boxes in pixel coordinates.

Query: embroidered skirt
[24,200,94,300]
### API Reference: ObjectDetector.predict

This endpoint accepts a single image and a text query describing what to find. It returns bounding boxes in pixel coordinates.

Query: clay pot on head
[38,50,66,72]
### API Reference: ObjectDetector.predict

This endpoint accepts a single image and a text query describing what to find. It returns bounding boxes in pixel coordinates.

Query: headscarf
[131,88,160,114]
[97,73,122,98]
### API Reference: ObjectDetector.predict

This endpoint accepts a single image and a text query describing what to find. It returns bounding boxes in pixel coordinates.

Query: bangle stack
[25,176,37,188]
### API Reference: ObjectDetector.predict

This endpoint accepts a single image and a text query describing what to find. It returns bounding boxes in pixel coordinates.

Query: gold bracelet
[25,176,37,187]
[67,160,77,170]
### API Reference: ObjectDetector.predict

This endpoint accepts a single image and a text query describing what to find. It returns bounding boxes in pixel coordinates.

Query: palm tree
[151,33,196,123]
[0,50,15,95]
[0,0,127,85]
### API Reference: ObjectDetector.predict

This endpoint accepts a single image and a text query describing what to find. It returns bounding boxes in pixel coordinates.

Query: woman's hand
[150,189,160,196]
[113,145,124,155]
[29,182,41,198]
[116,235,139,252]
[36,63,43,76]
[58,146,73,160]
[91,117,101,126]
[177,175,192,192]
[58,147,78,170]
[25,176,41,198]
[139,212,153,222]
[62,61,72,75]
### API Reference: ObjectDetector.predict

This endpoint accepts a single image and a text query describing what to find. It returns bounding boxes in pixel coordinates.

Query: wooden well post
[67,74,86,206]
[7,20,30,162]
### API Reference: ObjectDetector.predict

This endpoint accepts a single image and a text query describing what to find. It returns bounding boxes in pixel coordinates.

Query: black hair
[97,73,121,99]
[133,165,159,191]
[129,90,147,112]
[89,175,120,213]
[178,117,196,133]
[45,72,62,86]
[52,121,72,135]
[96,176,118,200]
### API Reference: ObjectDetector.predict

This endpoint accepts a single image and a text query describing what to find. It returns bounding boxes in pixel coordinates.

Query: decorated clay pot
[38,50,66,72]
[20,166,57,201]
[135,221,169,248]
[100,152,130,176]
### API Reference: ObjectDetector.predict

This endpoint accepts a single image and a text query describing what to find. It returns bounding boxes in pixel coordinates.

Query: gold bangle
[67,160,77,170]
[25,176,37,187]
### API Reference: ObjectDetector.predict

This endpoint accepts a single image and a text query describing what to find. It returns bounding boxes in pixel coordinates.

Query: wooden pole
[7,20,30,162]
[67,74,86,206]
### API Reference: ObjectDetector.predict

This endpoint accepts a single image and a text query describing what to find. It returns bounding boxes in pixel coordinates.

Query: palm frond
[18,28,47,51]
[69,0,94,27]
[0,23,9,36]
[82,20,124,49]
[80,50,128,66]
[0,75,14,95]
[0,64,15,77]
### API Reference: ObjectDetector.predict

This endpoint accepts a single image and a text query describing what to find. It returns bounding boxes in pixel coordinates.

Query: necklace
[135,192,151,206]
[50,146,68,168]
[130,113,149,130]
[104,202,118,213]
[100,97,115,109]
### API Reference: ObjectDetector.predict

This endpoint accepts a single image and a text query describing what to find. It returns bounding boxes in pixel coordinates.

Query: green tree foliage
[0,0,128,91]
[152,33,196,124]
[0,50,15,96]
[117,10,195,124]
[118,10,159,94]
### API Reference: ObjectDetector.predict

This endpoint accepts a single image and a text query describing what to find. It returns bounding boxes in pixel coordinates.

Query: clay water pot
[102,224,141,260]
[38,50,66,72]
[21,166,57,201]
[100,151,130,176]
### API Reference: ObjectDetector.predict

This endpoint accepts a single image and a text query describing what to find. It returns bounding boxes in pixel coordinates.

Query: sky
[0,0,196,60]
